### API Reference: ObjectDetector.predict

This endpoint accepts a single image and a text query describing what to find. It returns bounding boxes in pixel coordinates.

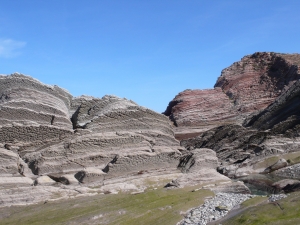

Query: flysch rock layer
[164,88,236,140]
[0,73,73,154]
[25,95,183,182]
[164,52,300,139]
[166,148,250,194]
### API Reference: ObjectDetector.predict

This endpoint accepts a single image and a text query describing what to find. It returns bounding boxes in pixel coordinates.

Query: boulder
[273,163,300,179]
[75,168,106,184]
[272,179,300,190]
[165,148,250,193]
[34,175,56,186]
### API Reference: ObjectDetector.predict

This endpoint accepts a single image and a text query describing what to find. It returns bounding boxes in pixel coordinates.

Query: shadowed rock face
[244,79,300,134]
[164,52,300,139]
[186,78,300,166]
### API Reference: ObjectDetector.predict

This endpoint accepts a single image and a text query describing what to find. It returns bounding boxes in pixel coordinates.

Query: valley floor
[0,186,213,225]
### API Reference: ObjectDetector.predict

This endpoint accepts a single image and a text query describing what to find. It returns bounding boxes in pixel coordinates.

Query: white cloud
[0,39,26,58]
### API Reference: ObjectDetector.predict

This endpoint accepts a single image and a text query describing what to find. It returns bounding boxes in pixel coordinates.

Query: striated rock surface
[180,122,300,179]
[164,52,300,139]
[0,73,210,207]
[215,52,300,114]
[165,148,250,193]
[24,94,182,182]
[244,79,300,134]
[164,88,236,140]
[0,73,73,157]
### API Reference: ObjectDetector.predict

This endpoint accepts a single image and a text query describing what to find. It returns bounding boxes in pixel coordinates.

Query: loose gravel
[177,192,287,225]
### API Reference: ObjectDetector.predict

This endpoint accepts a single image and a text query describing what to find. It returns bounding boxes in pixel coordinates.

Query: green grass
[253,156,280,170]
[0,186,213,225]
[222,192,300,225]
[253,152,300,170]
[241,196,268,207]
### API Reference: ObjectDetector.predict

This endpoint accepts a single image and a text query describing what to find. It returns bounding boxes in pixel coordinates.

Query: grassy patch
[0,187,213,225]
[241,196,268,207]
[222,192,300,225]
[253,152,300,170]
[253,156,280,170]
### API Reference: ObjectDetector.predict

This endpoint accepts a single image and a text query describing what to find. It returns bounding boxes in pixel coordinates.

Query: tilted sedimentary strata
[1,73,239,207]
[0,73,251,207]
[164,52,300,139]
[25,94,183,182]
[5,51,300,207]
[173,52,300,181]
[0,74,74,156]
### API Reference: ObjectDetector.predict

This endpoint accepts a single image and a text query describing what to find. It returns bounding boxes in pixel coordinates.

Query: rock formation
[166,148,250,193]
[164,52,300,139]
[24,94,182,181]
[1,73,236,207]
[164,52,300,195]
[164,88,236,140]
[3,51,300,208]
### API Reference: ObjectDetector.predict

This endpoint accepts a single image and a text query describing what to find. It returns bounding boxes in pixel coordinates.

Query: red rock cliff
[164,52,300,139]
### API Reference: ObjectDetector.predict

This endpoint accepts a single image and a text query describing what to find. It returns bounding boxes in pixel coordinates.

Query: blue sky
[1,1,300,112]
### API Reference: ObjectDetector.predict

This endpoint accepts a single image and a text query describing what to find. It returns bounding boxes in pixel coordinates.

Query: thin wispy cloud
[0,39,26,58]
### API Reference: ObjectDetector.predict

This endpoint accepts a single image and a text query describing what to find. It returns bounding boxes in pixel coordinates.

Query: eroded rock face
[0,74,182,181]
[166,148,250,193]
[164,52,300,139]
[24,95,182,181]
[164,88,237,140]
[0,74,189,207]
[215,52,300,114]
[244,79,300,134]
[180,123,300,178]
[0,73,73,156]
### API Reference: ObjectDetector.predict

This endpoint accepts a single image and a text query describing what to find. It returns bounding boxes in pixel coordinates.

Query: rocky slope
[180,79,300,179]
[165,52,300,198]
[164,52,300,139]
